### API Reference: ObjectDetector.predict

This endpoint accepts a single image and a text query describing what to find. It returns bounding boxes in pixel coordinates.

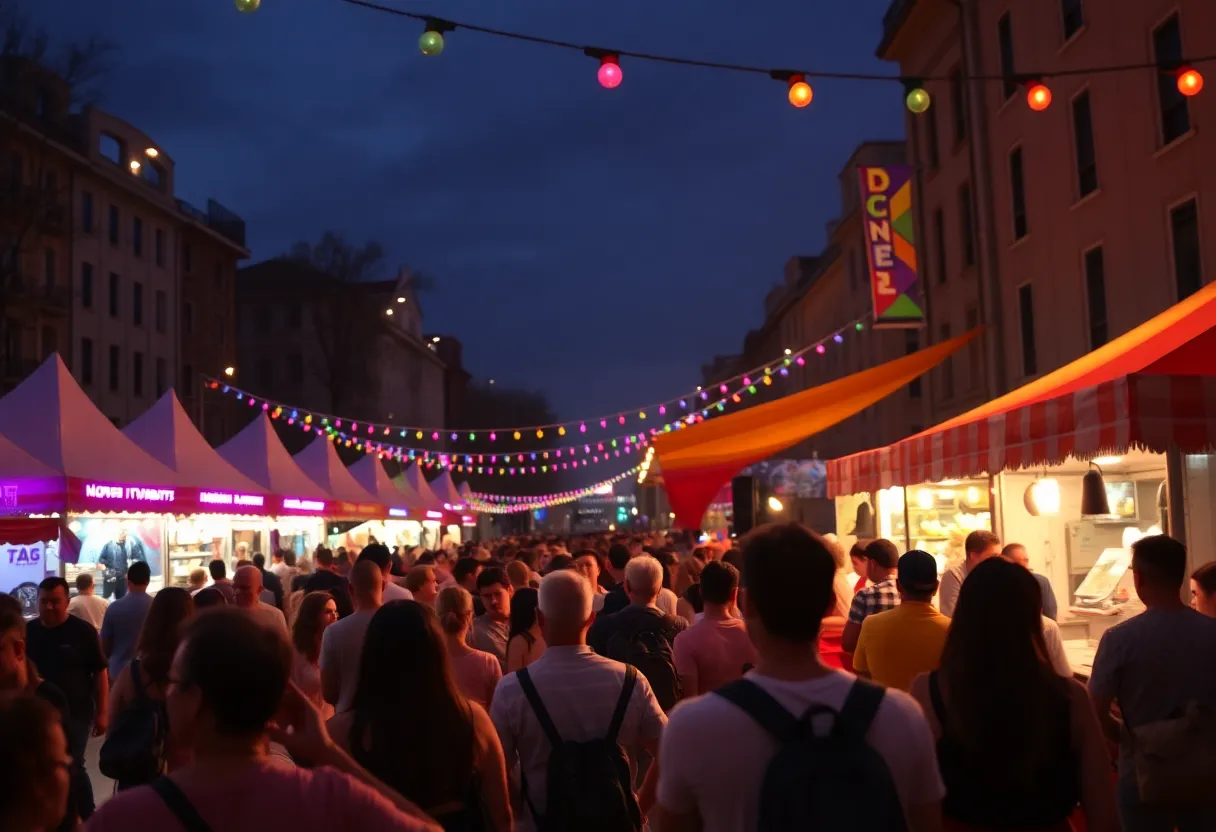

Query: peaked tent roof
[457,481,473,501]
[430,470,465,508]
[216,414,330,499]
[0,433,64,479]
[293,437,378,504]
[0,355,179,484]
[403,462,446,513]
[348,455,411,511]
[123,392,268,492]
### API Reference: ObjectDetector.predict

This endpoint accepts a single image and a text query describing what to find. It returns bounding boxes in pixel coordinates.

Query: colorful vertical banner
[857,165,924,329]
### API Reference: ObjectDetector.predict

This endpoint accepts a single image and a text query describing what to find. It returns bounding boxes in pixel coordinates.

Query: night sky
[37,0,904,421]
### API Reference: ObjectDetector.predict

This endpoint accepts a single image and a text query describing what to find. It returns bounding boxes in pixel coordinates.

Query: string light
[589,50,623,89]
[1177,66,1204,96]
[903,79,931,114]
[1026,79,1052,111]
[234,0,260,12]
[781,73,813,108]
[419,18,453,56]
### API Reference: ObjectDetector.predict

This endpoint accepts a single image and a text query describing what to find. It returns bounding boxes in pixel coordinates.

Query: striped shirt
[490,645,666,831]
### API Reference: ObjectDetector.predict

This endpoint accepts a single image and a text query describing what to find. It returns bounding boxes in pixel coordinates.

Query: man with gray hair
[491,570,666,830]
[68,572,108,631]
[588,555,686,712]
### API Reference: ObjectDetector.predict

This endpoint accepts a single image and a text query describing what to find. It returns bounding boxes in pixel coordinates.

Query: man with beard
[96,526,147,600]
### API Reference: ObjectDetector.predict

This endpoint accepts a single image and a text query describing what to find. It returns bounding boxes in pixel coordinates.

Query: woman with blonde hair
[435,585,501,710]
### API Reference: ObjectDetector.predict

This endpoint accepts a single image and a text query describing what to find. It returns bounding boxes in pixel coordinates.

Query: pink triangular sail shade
[403,463,445,512]
[348,455,411,512]
[430,470,465,509]
[293,437,378,504]
[123,392,267,493]
[215,414,330,499]
[0,355,178,483]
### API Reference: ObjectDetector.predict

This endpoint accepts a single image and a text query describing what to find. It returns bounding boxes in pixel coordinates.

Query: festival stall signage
[857,165,924,329]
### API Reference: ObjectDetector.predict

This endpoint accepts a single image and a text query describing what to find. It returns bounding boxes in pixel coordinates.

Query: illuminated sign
[461,515,474,524]
[282,498,325,512]
[199,491,265,508]
[388,508,409,518]
[425,510,444,520]
[84,482,175,503]
[857,165,924,329]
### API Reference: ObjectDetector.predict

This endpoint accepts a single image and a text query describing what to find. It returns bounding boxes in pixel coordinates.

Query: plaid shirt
[847,576,900,624]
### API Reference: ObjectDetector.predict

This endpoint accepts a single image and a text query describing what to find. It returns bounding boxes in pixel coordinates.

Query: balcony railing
[177,197,247,249]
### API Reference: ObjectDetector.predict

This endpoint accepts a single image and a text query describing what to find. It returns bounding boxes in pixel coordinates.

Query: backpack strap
[831,680,886,742]
[715,678,800,741]
[605,665,638,745]
[516,667,563,749]
[150,777,212,832]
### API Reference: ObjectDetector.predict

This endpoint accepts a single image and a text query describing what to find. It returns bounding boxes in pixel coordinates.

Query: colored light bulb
[234,0,260,12]
[1178,68,1204,97]
[788,76,813,108]
[816,344,826,354]
[419,30,445,57]
[597,56,622,89]
[1026,82,1051,111]
[905,87,931,114]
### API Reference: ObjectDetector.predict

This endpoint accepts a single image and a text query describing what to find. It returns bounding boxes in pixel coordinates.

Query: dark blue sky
[40,0,904,420]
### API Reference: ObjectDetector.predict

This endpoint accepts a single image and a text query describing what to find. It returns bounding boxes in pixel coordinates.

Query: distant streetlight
[396,296,406,303]
[385,308,394,315]
[223,366,235,377]
[145,147,159,158]
[128,159,141,174]
[488,379,496,385]
[431,336,441,343]
[767,496,784,512]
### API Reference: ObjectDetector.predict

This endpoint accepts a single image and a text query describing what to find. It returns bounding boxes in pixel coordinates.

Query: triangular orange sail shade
[655,329,978,528]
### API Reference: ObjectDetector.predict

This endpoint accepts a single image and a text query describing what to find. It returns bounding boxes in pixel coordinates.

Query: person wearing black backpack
[491,569,667,832]
[587,556,686,712]
[652,523,945,832]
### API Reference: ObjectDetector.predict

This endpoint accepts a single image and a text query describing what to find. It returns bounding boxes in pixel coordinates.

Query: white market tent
[348,454,412,513]
[430,470,466,509]
[401,462,446,513]
[124,392,268,493]
[215,413,330,500]
[293,435,378,505]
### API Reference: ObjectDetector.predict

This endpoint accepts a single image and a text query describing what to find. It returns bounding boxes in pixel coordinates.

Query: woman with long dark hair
[291,591,339,717]
[910,558,1117,831]
[504,587,545,673]
[105,587,195,789]
[327,601,511,832]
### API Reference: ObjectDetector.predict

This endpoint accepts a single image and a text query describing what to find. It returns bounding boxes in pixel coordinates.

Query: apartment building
[880,0,1213,414]
[0,56,248,436]
[235,259,454,438]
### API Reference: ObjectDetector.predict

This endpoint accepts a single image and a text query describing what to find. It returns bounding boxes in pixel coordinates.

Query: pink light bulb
[816,344,826,355]
[743,377,751,386]
[618,415,626,425]
[600,419,607,429]
[659,405,666,415]
[431,432,439,441]
[597,57,622,89]
[490,432,496,441]
[579,423,587,433]
[262,402,269,411]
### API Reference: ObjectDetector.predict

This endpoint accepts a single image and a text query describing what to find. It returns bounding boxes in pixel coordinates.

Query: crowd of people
[1,524,1215,831]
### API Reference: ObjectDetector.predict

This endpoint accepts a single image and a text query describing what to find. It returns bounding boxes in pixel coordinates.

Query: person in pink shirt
[436,586,502,710]
[672,561,757,697]
[83,609,441,832]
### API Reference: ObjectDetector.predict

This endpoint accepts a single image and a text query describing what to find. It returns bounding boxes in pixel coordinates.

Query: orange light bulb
[788,76,813,108]
[1177,68,1204,97]
[1026,82,1052,112]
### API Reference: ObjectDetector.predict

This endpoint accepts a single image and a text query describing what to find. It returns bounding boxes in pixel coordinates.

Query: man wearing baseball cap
[852,550,951,691]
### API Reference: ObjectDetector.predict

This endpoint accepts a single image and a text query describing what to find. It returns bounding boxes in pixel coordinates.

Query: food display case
[906,478,992,573]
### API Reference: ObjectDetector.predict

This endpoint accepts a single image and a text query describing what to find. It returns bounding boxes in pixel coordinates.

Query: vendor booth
[829,279,1216,675]
[430,470,476,545]
[399,462,449,550]
[343,454,422,551]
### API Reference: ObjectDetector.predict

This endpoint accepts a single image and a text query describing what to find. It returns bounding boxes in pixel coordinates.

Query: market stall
[344,454,422,551]
[829,279,1216,669]
[430,470,476,545]
[399,462,448,549]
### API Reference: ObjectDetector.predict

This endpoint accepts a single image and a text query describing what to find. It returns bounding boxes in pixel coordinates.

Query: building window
[108,205,119,246]
[133,351,144,397]
[1009,146,1028,240]
[154,229,164,267]
[155,357,166,397]
[998,13,1017,100]
[108,273,120,318]
[183,301,194,335]
[1018,283,1038,376]
[1061,0,1083,40]
[155,290,166,333]
[933,208,947,284]
[81,191,93,233]
[287,351,304,386]
[1171,199,1202,301]
[1084,246,1108,349]
[959,182,975,267]
[80,338,93,385]
[183,242,192,274]
[949,67,966,144]
[965,306,981,391]
[940,323,954,400]
[1070,91,1098,198]
[43,247,55,288]
[132,282,144,326]
[81,263,93,308]
[924,106,940,170]
[1153,15,1190,145]
[906,330,921,399]
[132,216,143,257]
[108,345,120,392]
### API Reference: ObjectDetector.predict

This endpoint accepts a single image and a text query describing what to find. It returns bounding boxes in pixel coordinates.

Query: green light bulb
[905,87,931,114]
[234,0,261,12]
[419,30,445,56]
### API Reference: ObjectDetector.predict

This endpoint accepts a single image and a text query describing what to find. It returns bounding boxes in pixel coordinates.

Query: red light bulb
[1177,67,1204,97]
[1026,82,1052,112]
[598,56,622,89]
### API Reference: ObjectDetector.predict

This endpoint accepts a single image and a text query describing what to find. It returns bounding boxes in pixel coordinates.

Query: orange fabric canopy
[654,329,978,528]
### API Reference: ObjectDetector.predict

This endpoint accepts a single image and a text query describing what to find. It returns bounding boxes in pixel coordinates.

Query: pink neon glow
[426,510,444,520]
[199,491,265,508]
[282,498,325,512]
[84,482,175,503]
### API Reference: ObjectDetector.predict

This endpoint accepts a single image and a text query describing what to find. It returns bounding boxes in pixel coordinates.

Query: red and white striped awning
[828,281,1216,497]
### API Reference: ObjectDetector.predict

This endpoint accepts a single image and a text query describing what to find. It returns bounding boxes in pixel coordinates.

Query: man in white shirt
[357,543,414,603]
[938,530,1001,617]
[321,560,383,713]
[67,572,108,631]
[653,522,944,832]
[232,565,288,637]
[492,570,666,832]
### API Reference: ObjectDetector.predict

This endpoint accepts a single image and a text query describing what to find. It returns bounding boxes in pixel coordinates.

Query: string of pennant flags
[466,465,643,514]
[204,314,872,460]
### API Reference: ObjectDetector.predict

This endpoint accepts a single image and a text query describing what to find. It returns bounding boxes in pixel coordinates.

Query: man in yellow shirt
[852,550,950,691]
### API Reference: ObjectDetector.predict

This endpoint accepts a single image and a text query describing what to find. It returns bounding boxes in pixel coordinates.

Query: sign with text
[857,165,924,329]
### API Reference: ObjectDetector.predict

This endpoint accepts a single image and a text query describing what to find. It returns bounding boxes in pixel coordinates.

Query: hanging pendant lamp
[1080,463,1111,517]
